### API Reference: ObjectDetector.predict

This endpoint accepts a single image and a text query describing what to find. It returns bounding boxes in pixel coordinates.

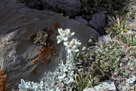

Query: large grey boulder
[0,0,99,90]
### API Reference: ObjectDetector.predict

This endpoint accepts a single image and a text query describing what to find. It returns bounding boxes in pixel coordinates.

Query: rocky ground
[0,0,136,90]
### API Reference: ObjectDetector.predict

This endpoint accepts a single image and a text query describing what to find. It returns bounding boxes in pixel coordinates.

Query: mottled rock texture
[26,0,82,16]
[0,0,99,90]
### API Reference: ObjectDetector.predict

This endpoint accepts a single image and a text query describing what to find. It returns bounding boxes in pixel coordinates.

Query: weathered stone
[0,0,99,90]
[88,13,107,35]
[84,80,117,91]
[75,16,88,25]
[26,0,44,10]
[26,0,82,16]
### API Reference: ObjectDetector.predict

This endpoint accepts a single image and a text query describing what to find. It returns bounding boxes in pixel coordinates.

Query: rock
[88,13,107,35]
[75,16,88,25]
[26,0,82,16]
[26,0,44,10]
[84,80,117,91]
[98,35,111,42]
[0,0,99,90]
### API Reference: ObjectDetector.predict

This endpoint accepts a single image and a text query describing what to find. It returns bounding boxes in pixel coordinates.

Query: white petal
[70,39,75,45]
[63,41,69,46]
[75,41,81,45]
[63,37,68,41]
[73,49,79,52]
[70,32,75,36]
[56,35,61,40]
[57,40,62,44]
[58,28,63,34]
[67,49,72,53]
[72,45,77,49]
[65,29,70,35]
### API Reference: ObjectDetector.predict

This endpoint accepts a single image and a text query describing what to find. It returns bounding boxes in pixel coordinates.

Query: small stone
[84,80,117,91]
[88,13,107,35]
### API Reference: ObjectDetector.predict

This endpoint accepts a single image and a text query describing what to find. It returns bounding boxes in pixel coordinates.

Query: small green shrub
[120,31,136,46]
[75,38,136,90]
[90,40,126,76]
[106,15,129,37]
[75,70,95,91]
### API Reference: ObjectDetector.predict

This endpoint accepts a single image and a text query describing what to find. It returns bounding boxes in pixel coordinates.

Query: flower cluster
[56,28,81,89]
[64,39,81,53]
[57,28,75,44]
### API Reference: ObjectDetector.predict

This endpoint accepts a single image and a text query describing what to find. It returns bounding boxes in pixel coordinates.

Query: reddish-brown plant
[0,41,2,46]
[31,68,37,75]
[29,34,36,41]
[54,22,61,30]
[45,59,51,66]
[31,29,56,65]
[0,68,8,91]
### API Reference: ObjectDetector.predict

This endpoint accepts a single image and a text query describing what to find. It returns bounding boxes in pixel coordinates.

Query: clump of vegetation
[75,37,136,90]
[90,40,126,75]
[75,70,95,91]
[120,31,136,46]
[106,10,136,48]
[106,15,129,36]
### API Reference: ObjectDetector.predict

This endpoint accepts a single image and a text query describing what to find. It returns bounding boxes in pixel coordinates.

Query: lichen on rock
[29,30,56,65]
[33,31,48,46]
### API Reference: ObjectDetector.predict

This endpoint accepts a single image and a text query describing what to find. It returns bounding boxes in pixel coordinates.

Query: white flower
[57,28,75,44]
[82,46,87,51]
[64,39,81,53]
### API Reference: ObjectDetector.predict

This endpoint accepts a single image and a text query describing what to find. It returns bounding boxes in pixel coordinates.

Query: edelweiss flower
[64,39,81,53]
[57,28,75,44]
